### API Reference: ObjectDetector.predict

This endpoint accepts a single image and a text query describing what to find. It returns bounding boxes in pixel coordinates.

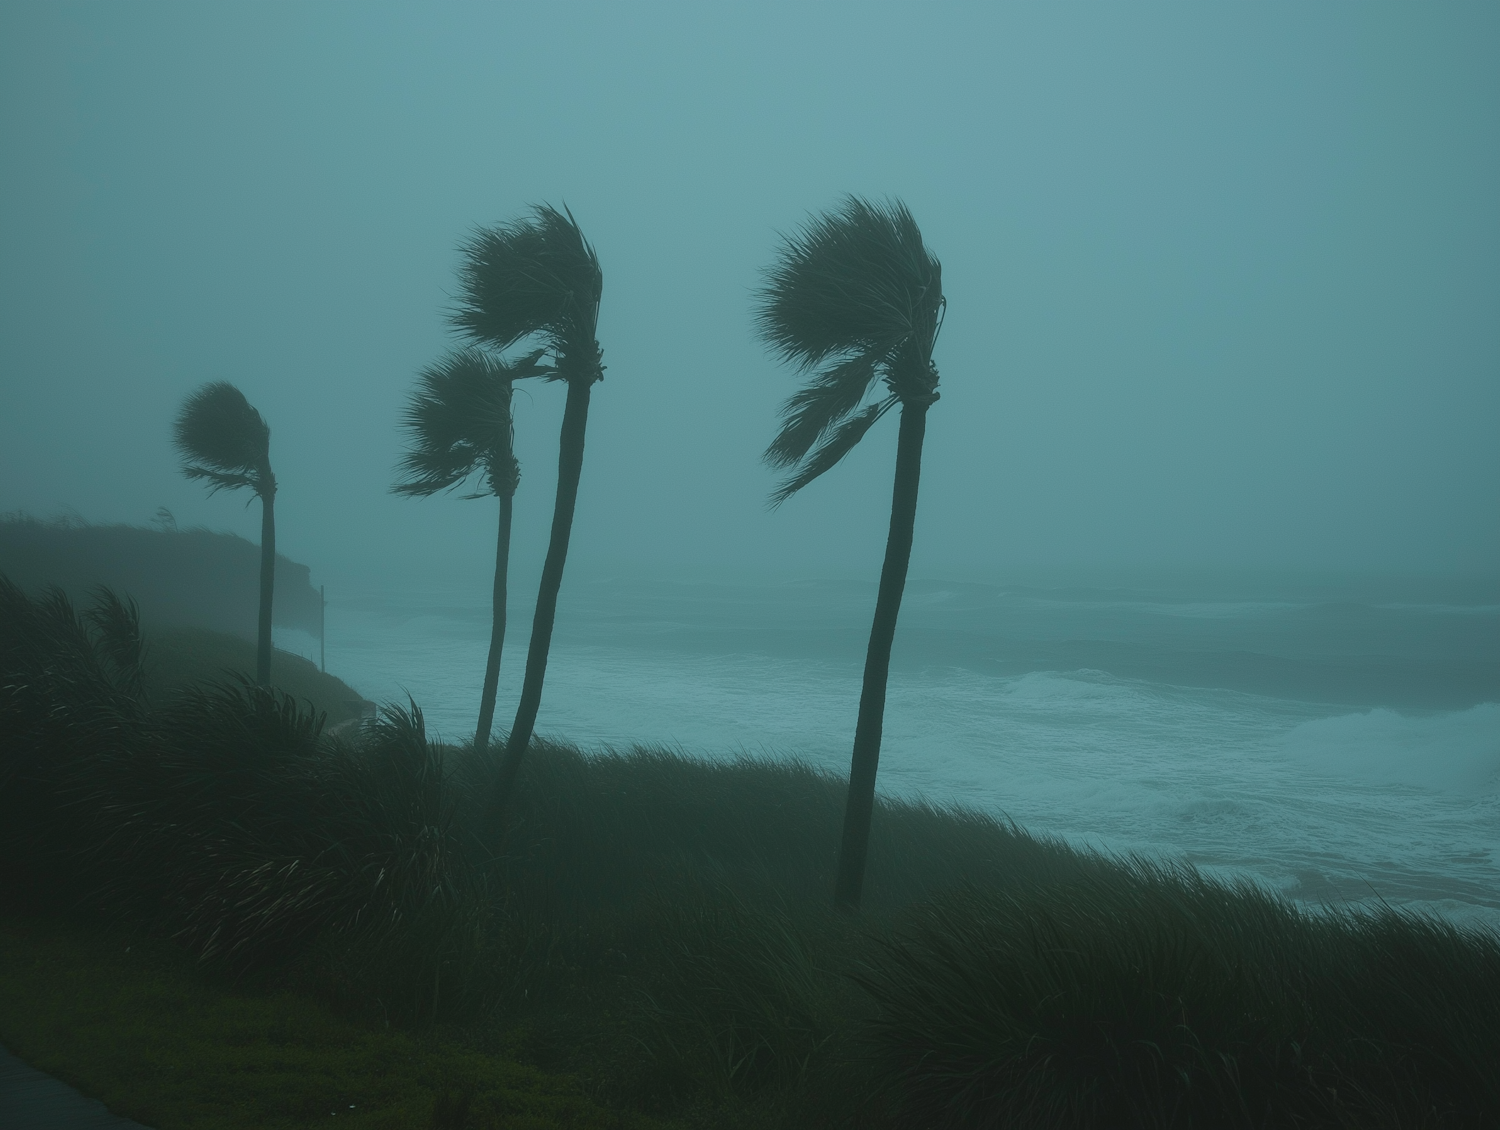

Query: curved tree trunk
[474,490,514,752]
[256,487,276,687]
[491,378,593,816]
[834,400,929,909]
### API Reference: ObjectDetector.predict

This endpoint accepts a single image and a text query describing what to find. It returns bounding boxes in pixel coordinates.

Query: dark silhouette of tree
[394,347,548,752]
[755,198,944,909]
[453,205,604,815]
[174,382,279,686]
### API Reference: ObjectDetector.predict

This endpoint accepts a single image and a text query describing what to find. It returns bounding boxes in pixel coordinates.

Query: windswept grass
[4,580,1498,1127]
[857,872,1500,1128]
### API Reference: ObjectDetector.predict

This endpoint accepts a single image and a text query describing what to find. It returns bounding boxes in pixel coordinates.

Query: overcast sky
[2,2,1496,590]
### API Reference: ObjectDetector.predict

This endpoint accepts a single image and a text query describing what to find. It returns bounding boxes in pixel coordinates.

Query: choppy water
[278,575,1500,928]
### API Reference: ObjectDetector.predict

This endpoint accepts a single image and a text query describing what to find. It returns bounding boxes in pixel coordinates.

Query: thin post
[320,584,326,672]
[256,486,276,686]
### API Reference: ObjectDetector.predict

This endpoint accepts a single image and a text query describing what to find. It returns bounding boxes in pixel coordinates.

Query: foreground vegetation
[0,915,656,1130]
[4,581,1499,1128]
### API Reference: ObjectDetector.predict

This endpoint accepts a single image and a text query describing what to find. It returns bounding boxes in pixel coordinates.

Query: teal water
[278,575,1500,927]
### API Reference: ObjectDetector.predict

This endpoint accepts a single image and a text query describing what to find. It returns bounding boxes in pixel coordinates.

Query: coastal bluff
[0,515,322,640]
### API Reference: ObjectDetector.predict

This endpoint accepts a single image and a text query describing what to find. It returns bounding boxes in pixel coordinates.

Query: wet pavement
[0,1046,151,1129]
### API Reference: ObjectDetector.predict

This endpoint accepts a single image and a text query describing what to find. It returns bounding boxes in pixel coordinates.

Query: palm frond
[755,197,943,371]
[769,397,897,507]
[394,348,544,499]
[174,383,271,495]
[765,352,881,469]
[452,205,603,374]
[84,586,147,696]
[181,467,260,495]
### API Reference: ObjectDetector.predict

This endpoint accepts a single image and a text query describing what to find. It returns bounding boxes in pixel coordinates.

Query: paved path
[0,1046,151,1129]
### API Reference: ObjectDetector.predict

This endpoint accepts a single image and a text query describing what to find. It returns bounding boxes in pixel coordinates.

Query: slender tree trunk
[834,400,929,909]
[474,490,513,752]
[256,487,276,687]
[491,378,593,816]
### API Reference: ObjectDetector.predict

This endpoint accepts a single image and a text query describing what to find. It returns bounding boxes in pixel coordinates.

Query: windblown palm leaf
[768,399,897,507]
[174,382,272,494]
[757,198,943,504]
[394,347,547,499]
[452,205,603,378]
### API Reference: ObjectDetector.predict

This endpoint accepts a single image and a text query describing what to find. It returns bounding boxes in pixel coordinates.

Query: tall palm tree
[452,204,604,815]
[393,346,547,752]
[174,382,279,686]
[755,197,944,909]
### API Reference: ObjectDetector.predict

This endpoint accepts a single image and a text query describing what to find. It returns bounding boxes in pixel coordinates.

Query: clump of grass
[631,882,844,1101]
[853,869,1500,1126]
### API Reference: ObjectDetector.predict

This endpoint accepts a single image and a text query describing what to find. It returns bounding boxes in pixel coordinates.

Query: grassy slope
[146,626,372,726]
[457,743,1500,1126]
[0,914,668,1130]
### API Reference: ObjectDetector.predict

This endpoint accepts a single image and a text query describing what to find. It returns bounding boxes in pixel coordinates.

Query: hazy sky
[2,2,1496,589]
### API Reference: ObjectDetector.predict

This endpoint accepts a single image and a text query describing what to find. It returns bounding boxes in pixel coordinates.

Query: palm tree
[393,346,547,752]
[174,382,279,686]
[755,197,944,909]
[452,204,604,815]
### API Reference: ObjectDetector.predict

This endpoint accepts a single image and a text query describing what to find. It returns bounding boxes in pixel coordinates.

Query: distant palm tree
[394,346,548,752]
[174,382,279,686]
[755,197,944,909]
[452,205,604,815]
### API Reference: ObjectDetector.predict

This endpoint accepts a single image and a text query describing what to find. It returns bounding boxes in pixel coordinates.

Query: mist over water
[278,573,1500,928]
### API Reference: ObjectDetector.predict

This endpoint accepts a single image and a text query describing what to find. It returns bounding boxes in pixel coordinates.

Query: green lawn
[0,914,666,1130]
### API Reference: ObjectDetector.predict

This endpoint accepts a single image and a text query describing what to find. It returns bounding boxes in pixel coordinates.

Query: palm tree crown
[394,347,547,500]
[174,382,274,498]
[757,197,943,505]
[452,204,604,385]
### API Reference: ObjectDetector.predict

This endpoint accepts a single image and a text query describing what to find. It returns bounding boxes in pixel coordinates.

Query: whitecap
[1280,704,1500,792]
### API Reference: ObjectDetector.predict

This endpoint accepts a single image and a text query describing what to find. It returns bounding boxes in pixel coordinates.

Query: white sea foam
[1280,705,1500,793]
[280,581,1500,929]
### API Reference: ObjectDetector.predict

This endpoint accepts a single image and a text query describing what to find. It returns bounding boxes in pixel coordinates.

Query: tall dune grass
[3,578,1497,1127]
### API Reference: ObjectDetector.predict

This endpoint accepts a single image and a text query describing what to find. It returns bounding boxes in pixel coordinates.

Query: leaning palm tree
[393,346,547,752]
[174,382,278,686]
[452,204,604,815]
[755,197,944,909]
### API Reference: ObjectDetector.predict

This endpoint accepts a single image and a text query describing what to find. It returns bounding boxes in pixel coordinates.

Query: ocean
[277,573,1499,928]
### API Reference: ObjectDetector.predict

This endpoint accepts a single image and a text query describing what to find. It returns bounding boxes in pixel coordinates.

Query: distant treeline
[0,514,322,639]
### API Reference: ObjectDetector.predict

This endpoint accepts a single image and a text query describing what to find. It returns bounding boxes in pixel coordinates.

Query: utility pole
[320,584,326,673]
